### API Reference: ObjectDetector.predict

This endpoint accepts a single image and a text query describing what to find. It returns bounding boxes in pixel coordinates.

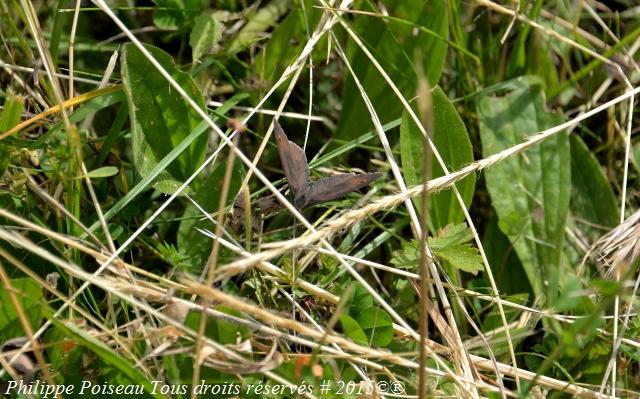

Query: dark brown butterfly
[274,121,382,210]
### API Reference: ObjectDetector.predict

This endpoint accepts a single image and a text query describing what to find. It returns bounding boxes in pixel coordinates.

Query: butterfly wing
[302,172,382,208]
[273,121,309,196]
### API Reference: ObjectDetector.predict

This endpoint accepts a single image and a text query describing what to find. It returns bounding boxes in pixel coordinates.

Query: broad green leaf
[355,307,393,347]
[121,43,208,194]
[336,0,448,143]
[83,93,248,238]
[478,82,570,303]
[343,282,374,315]
[481,215,529,295]
[177,158,244,269]
[570,134,619,233]
[0,93,24,175]
[226,0,292,55]
[254,0,323,88]
[339,314,368,346]
[400,86,475,230]
[190,10,222,61]
[152,0,205,29]
[85,166,119,179]
[0,92,24,131]
[0,278,43,340]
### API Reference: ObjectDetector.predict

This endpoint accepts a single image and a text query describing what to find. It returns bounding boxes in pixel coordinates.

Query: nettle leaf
[390,224,483,275]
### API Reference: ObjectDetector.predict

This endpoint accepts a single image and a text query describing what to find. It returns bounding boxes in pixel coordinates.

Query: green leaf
[226,0,292,55]
[0,278,43,340]
[477,81,570,303]
[85,166,119,179]
[390,224,483,275]
[190,10,223,61]
[0,92,24,131]
[401,87,475,231]
[355,307,393,347]
[339,314,368,346]
[0,93,24,175]
[253,0,323,88]
[570,134,619,232]
[429,87,476,229]
[342,282,374,315]
[177,158,244,268]
[336,0,448,143]
[82,93,248,238]
[152,0,204,29]
[121,42,208,194]
[428,224,484,275]
[428,223,472,249]
[481,215,529,294]
[389,240,420,270]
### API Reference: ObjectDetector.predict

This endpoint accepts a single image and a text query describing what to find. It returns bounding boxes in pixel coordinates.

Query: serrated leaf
[190,10,222,61]
[389,240,419,270]
[390,224,483,275]
[431,243,483,275]
[428,223,483,275]
[428,223,473,249]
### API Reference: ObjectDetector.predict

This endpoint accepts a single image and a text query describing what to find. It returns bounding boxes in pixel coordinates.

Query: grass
[0,0,639,398]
